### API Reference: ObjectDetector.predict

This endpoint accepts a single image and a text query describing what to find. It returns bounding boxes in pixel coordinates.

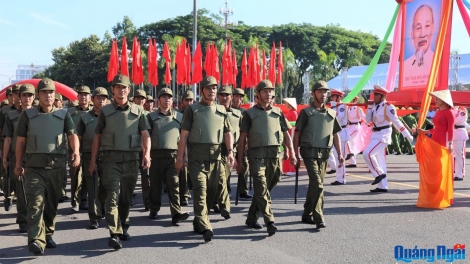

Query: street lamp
[219,0,238,38]
[0,74,17,89]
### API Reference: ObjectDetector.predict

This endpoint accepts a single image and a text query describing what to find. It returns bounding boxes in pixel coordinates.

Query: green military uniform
[241,80,290,234]
[68,85,93,210]
[180,76,232,237]
[134,89,150,210]
[296,80,342,226]
[1,84,35,231]
[15,78,76,254]
[177,89,194,204]
[388,112,402,155]
[76,88,108,227]
[95,75,151,239]
[0,88,14,196]
[231,88,250,197]
[147,88,189,223]
[401,112,416,154]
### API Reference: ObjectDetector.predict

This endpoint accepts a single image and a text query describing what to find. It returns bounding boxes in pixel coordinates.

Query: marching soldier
[346,96,366,167]
[76,87,109,229]
[237,80,296,236]
[2,83,35,233]
[68,85,93,213]
[329,89,350,185]
[54,93,63,109]
[399,108,415,155]
[452,106,469,181]
[2,85,21,211]
[133,89,150,210]
[0,88,14,199]
[364,85,413,192]
[89,74,151,250]
[176,76,234,242]
[147,88,189,224]
[293,80,343,229]
[15,78,80,255]
[177,90,195,206]
[231,88,251,199]
[144,95,154,111]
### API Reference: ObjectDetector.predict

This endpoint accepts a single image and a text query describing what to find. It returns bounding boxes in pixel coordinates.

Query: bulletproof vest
[187,103,226,144]
[68,105,92,127]
[1,105,11,115]
[79,111,99,153]
[299,106,336,148]
[25,107,67,154]
[245,106,282,148]
[148,110,182,150]
[100,103,143,152]
[6,109,21,153]
[224,108,242,150]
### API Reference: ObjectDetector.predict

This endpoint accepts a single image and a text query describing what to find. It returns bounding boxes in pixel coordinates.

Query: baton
[20,175,28,207]
[294,165,299,204]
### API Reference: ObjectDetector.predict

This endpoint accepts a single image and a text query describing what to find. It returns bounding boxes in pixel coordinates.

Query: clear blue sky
[1,0,469,87]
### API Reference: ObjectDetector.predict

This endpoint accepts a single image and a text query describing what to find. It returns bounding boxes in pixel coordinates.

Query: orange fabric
[415,134,453,209]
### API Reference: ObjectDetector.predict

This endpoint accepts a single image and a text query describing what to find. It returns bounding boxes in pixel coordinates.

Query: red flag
[204,43,213,78]
[192,41,203,84]
[241,48,248,88]
[162,41,172,85]
[176,42,182,85]
[107,39,119,82]
[222,41,230,85]
[153,39,159,85]
[147,38,158,86]
[262,49,267,80]
[269,42,276,84]
[232,48,238,87]
[246,46,254,87]
[212,43,220,82]
[255,44,260,84]
[120,37,129,77]
[186,43,191,85]
[132,39,144,85]
[277,41,284,85]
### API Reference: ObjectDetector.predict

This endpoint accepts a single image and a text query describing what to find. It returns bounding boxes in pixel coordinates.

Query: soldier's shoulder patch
[340,108,345,112]
[385,102,391,106]
[390,108,395,115]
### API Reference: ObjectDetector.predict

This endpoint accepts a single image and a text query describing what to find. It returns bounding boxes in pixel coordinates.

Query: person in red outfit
[282,98,298,176]
[418,90,455,151]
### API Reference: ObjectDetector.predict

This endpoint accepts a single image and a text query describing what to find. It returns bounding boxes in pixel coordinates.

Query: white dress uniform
[452,106,469,180]
[364,99,413,190]
[346,105,366,166]
[328,102,349,183]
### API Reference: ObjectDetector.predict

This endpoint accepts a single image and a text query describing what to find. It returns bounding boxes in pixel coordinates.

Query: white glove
[406,135,414,143]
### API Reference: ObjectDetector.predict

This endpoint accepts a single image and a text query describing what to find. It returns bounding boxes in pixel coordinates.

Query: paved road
[0,153,469,263]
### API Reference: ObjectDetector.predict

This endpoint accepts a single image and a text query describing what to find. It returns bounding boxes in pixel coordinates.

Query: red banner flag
[241,48,248,88]
[269,42,276,84]
[254,44,260,84]
[132,39,144,85]
[162,41,172,85]
[186,43,191,85]
[204,43,213,78]
[277,41,284,85]
[192,41,203,84]
[120,37,129,77]
[262,49,267,80]
[147,38,158,86]
[232,48,238,87]
[107,39,119,82]
[212,43,220,82]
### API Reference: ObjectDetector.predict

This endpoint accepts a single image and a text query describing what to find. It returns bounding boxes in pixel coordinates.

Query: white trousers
[347,124,360,165]
[452,139,467,179]
[332,141,347,183]
[363,139,388,189]
[328,149,336,170]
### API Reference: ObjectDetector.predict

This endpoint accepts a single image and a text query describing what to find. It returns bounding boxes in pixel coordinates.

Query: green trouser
[234,153,249,196]
[390,131,401,154]
[399,134,414,153]
[70,158,84,207]
[179,167,191,201]
[24,167,64,251]
[302,158,327,223]
[213,155,230,217]
[82,153,106,222]
[139,162,150,209]
[102,160,139,235]
[7,155,27,228]
[149,151,181,216]
[246,158,280,225]
[189,159,220,233]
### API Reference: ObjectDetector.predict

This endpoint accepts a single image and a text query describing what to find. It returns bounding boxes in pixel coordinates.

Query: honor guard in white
[329,89,350,185]
[364,85,413,192]
[346,96,366,168]
[452,106,469,181]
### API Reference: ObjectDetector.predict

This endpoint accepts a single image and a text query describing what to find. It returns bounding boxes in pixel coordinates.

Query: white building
[11,64,48,84]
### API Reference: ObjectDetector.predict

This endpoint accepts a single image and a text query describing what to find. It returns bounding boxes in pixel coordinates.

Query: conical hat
[283,98,297,110]
[429,90,453,108]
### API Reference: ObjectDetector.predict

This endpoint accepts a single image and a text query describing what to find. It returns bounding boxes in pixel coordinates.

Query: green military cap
[233,88,245,96]
[256,80,274,92]
[11,84,21,92]
[112,74,131,86]
[218,86,232,95]
[1,99,9,106]
[312,80,329,92]
[20,83,35,94]
[134,89,147,98]
[146,95,154,101]
[158,88,173,98]
[182,90,194,99]
[92,87,108,97]
[37,78,56,91]
[6,88,13,95]
[201,76,217,87]
[77,85,91,94]
[55,93,63,100]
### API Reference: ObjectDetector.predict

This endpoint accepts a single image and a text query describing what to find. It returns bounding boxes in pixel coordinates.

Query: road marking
[347,173,470,198]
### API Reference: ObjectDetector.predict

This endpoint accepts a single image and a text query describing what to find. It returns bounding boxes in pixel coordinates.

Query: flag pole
[192,0,198,97]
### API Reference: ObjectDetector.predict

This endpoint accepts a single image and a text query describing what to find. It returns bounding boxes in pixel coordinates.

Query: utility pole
[219,0,237,39]
[192,0,198,97]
